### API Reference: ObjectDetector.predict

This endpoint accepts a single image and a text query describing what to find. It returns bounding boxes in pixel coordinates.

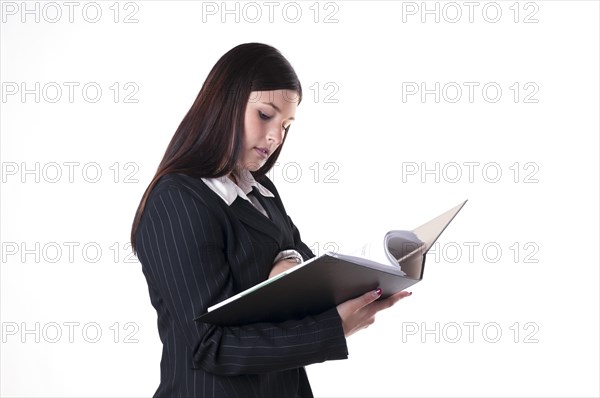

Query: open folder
[195,200,468,326]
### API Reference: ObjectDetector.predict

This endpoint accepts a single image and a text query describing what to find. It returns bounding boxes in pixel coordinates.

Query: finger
[371,290,413,312]
[337,288,382,316]
[390,290,413,300]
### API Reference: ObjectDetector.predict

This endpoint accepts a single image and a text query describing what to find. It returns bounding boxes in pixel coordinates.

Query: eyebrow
[261,101,295,120]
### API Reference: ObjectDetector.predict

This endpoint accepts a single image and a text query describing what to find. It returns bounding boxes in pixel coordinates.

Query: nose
[266,126,285,147]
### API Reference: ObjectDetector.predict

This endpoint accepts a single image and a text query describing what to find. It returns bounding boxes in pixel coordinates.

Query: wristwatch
[283,253,303,264]
[273,249,304,265]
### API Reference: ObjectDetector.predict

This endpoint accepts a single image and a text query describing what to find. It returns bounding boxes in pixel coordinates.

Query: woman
[130,42,411,398]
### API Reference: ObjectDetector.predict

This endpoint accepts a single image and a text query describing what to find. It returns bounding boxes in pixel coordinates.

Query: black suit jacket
[135,172,348,398]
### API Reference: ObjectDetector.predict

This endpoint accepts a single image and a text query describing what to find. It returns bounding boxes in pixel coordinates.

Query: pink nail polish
[376,288,382,296]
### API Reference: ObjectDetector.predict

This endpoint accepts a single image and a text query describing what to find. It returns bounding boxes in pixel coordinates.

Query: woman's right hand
[336,289,412,338]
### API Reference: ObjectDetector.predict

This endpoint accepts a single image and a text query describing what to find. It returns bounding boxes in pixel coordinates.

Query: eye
[258,111,271,120]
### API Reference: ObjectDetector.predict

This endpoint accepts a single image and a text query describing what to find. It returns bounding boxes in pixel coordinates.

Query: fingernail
[375,288,382,297]
[408,291,413,296]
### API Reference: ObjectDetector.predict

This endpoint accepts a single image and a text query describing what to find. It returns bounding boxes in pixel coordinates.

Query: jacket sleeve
[135,186,348,376]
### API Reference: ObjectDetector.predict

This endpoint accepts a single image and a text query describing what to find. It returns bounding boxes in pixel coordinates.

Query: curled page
[348,230,425,277]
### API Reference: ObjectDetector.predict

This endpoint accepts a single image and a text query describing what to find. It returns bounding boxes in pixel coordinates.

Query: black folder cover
[194,199,467,326]
[195,254,422,326]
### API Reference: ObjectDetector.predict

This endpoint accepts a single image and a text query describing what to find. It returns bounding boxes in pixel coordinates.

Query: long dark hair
[130,42,303,254]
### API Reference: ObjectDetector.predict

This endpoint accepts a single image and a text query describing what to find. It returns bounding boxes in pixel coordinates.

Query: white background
[1,1,599,397]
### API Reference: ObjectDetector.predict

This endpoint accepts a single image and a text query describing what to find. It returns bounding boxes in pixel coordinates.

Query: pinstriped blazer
[135,172,348,398]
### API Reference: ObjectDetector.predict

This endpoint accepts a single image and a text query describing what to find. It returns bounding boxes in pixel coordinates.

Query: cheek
[244,119,261,145]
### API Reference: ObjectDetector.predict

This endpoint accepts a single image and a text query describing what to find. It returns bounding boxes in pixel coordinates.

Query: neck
[228,172,238,184]
[229,167,254,185]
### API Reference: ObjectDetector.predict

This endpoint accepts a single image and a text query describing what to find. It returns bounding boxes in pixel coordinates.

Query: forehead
[248,90,299,106]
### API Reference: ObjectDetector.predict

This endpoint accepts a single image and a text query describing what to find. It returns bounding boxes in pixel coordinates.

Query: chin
[241,159,264,172]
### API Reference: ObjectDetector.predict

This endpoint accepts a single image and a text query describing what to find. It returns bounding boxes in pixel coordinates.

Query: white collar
[201,168,274,206]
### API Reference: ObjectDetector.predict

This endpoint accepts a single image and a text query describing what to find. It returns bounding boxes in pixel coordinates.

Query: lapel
[229,195,290,249]
[177,171,294,250]
[252,189,293,243]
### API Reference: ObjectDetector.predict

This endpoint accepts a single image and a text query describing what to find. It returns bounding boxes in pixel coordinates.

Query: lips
[254,147,269,158]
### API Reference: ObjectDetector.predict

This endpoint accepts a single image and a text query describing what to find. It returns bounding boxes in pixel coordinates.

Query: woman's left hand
[268,258,300,279]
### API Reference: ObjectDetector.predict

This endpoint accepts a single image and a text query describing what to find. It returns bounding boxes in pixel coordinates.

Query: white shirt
[201,169,303,264]
[201,168,273,218]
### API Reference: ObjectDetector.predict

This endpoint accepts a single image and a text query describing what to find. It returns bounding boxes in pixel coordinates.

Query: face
[239,89,299,171]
